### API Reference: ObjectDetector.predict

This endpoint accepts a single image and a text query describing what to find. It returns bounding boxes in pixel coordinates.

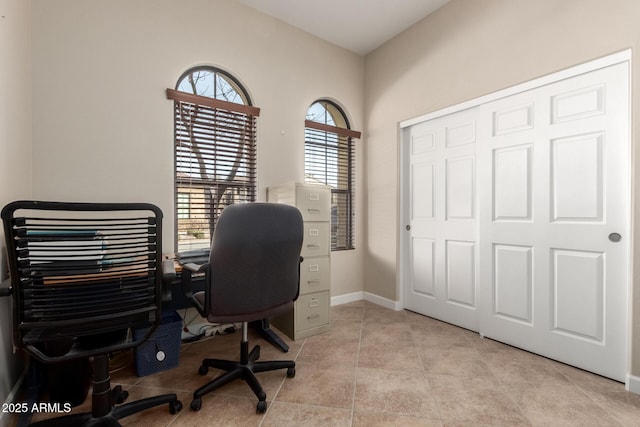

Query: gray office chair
[181,202,303,413]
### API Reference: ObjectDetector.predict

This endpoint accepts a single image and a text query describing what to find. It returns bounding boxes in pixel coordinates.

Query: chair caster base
[286,367,295,378]
[190,398,202,412]
[256,400,267,413]
[170,399,183,414]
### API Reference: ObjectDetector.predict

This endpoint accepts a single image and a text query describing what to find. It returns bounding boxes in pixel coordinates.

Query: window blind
[304,120,360,250]
[167,89,259,252]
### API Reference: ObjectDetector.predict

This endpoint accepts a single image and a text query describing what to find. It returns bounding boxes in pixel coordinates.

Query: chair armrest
[160,260,177,302]
[0,278,11,297]
[181,262,208,317]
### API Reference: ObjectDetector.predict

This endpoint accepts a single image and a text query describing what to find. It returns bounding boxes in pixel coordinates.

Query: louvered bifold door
[1,201,163,361]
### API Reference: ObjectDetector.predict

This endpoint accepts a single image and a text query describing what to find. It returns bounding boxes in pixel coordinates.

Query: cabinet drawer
[300,257,330,294]
[301,222,330,257]
[295,291,329,331]
[296,186,331,222]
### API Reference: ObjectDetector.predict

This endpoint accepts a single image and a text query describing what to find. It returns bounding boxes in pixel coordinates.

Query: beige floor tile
[352,411,442,426]
[331,303,365,322]
[361,321,414,347]
[354,367,438,417]
[297,335,360,365]
[318,318,363,341]
[481,345,573,386]
[429,374,529,426]
[419,345,492,378]
[362,306,408,324]
[358,341,423,371]
[262,401,352,426]
[275,361,356,409]
[15,303,640,427]
[507,381,621,426]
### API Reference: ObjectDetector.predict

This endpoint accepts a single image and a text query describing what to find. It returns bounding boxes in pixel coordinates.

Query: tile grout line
[409,311,445,423]
[348,305,366,426]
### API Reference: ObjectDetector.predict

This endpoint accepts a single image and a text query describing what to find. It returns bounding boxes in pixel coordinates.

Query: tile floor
[25,301,640,426]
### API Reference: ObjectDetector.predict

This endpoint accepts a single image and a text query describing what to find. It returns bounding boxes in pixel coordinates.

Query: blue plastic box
[133,310,182,377]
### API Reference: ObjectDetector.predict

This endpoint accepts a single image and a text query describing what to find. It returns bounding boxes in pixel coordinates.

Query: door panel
[446,240,476,307]
[405,109,479,331]
[493,144,532,220]
[493,244,533,324]
[551,248,604,341]
[478,61,629,381]
[550,133,603,222]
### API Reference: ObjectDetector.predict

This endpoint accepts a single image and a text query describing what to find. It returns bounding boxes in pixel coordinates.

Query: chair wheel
[111,385,128,404]
[115,390,129,404]
[256,400,267,413]
[286,367,295,378]
[190,398,202,412]
[170,400,183,414]
[198,364,209,376]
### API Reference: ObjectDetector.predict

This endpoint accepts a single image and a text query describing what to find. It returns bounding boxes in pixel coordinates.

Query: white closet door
[402,58,630,382]
[404,107,479,331]
[478,61,629,381]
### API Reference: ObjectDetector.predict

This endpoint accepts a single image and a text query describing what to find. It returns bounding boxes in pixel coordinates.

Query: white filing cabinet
[267,182,331,340]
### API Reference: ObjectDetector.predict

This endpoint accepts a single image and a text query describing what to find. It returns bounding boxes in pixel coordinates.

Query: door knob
[609,233,622,243]
[405,225,411,231]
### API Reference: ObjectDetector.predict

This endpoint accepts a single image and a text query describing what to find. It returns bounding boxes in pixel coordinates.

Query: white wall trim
[626,374,640,394]
[400,49,631,129]
[331,292,363,306]
[363,292,403,311]
[331,291,403,311]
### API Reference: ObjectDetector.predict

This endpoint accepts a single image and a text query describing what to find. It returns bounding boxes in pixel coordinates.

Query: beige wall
[364,0,640,372]
[0,0,32,410]
[30,0,365,298]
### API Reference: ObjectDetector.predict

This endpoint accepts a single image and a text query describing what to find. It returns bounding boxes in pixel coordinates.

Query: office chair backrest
[1,201,164,363]
[207,203,303,320]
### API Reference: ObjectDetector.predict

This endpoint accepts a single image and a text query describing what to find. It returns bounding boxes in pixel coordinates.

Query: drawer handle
[307,314,320,320]
[307,244,320,249]
[307,279,321,285]
[307,208,320,214]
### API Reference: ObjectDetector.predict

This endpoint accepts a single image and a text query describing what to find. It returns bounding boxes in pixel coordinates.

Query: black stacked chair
[181,202,303,413]
[0,201,182,426]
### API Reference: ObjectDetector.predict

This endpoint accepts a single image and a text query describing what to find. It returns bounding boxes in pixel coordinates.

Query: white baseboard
[331,291,403,311]
[363,292,403,311]
[625,374,640,395]
[330,291,363,306]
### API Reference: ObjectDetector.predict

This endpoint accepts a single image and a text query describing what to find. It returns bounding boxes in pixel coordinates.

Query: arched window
[167,67,259,252]
[305,100,360,250]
